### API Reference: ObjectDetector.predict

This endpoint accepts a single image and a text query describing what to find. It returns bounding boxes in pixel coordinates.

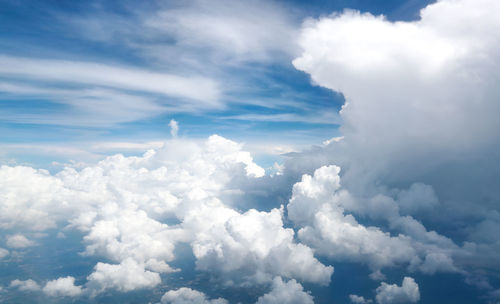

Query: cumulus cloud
[0,134,334,296]
[350,294,373,304]
[375,277,420,304]
[9,279,41,292]
[255,277,314,304]
[292,0,500,212]
[81,208,181,272]
[86,258,161,294]
[287,165,461,277]
[291,0,500,285]
[0,135,273,293]
[161,288,228,304]
[190,207,333,285]
[42,276,82,297]
[6,234,35,248]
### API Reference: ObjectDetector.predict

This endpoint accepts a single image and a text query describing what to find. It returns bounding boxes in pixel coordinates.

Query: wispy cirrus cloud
[0,55,221,103]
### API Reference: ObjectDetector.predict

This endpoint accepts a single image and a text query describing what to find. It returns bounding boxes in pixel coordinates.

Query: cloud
[219,112,341,125]
[286,165,463,277]
[9,279,41,292]
[0,134,332,296]
[86,258,161,295]
[189,206,333,286]
[292,0,500,204]
[6,234,35,248]
[42,276,82,297]
[350,294,373,304]
[375,277,420,304]
[142,0,298,64]
[161,287,228,304]
[81,208,180,271]
[0,56,220,103]
[291,0,500,284]
[0,166,80,231]
[0,84,168,127]
[255,277,314,304]
[169,119,179,137]
[0,248,8,259]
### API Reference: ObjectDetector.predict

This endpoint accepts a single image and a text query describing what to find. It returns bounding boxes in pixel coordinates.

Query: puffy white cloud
[161,287,228,304]
[0,134,275,293]
[6,234,35,248]
[189,206,333,285]
[81,208,181,270]
[9,279,41,292]
[0,166,75,231]
[350,294,373,304]
[42,277,82,297]
[292,0,500,202]
[0,248,8,259]
[292,0,500,208]
[86,258,160,294]
[288,166,412,270]
[291,0,500,283]
[256,277,314,304]
[287,165,462,276]
[0,133,327,294]
[375,277,420,304]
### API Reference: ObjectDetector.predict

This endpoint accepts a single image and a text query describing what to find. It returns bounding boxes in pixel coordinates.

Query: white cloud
[189,206,333,286]
[288,166,415,271]
[161,287,228,304]
[287,165,462,276]
[0,84,168,127]
[143,0,297,63]
[6,234,36,248]
[9,279,41,292]
[86,258,161,294]
[0,166,83,231]
[0,56,220,104]
[350,294,373,304]
[292,0,500,204]
[0,248,8,259]
[81,208,181,269]
[256,277,314,304]
[169,119,179,137]
[375,277,420,304]
[0,134,272,294]
[291,0,500,282]
[42,276,82,297]
[220,112,341,125]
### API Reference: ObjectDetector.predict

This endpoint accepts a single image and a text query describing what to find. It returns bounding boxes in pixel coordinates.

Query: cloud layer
[1,0,500,303]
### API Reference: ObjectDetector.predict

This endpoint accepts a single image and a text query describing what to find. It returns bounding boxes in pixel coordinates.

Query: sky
[1,0,500,303]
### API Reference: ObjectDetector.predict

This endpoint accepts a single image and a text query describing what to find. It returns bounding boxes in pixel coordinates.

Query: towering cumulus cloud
[292,0,500,296]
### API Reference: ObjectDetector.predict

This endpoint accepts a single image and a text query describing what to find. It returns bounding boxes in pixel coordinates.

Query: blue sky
[0,0,436,169]
[1,0,500,304]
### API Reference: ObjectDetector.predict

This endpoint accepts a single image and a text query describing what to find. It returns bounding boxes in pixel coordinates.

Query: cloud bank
[1,0,500,303]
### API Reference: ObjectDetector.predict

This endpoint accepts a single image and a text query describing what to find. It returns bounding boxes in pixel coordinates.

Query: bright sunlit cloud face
[1,0,500,303]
